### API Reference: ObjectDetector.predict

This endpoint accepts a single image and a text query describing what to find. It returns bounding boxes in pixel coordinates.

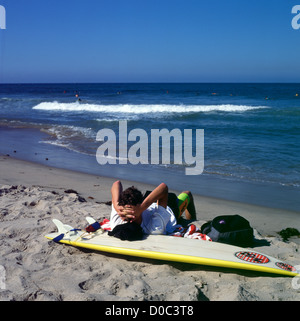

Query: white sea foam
[32,101,268,114]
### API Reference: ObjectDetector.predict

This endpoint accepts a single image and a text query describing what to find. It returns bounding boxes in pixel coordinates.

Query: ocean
[0,83,299,211]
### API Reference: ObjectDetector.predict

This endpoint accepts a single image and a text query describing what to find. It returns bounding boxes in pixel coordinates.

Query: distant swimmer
[75,93,81,102]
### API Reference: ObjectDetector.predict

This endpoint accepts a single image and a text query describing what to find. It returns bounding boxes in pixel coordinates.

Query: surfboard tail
[52,219,73,234]
[85,217,96,224]
[51,219,77,242]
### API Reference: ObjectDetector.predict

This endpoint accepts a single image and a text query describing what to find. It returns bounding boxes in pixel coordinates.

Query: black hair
[118,186,143,206]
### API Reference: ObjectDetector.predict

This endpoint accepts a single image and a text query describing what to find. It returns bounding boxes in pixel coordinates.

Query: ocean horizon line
[1,81,300,85]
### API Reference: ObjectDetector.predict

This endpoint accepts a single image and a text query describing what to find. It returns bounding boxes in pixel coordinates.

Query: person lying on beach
[109,180,196,235]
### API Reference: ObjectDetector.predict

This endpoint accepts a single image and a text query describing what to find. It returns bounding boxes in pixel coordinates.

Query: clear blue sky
[0,0,300,83]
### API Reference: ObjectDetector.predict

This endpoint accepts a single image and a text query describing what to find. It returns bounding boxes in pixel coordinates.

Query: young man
[110,180,196,235]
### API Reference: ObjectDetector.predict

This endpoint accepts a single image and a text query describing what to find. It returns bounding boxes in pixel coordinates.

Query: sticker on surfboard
[235,251,270,264]
[275,262,296,272]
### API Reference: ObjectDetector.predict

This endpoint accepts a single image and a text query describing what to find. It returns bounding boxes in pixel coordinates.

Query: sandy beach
[0,154,299,301]
[1,0,300,307]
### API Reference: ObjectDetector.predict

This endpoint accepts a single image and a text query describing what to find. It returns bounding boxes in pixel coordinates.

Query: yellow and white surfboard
[45,218,299,277]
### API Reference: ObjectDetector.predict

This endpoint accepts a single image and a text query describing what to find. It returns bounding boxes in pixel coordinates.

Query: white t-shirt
[110,203,178,235]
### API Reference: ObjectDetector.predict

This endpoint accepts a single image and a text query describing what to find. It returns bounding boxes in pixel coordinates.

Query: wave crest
[32,101,268,114]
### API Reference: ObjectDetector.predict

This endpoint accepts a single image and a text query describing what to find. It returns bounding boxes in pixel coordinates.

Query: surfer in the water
[75,92,81,102]
[109,180,196,235]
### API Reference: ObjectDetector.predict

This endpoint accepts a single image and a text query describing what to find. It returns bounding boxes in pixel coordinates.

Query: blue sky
[0,0,300,83]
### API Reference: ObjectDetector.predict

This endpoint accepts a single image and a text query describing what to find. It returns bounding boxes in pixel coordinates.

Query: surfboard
[45,218,300,277]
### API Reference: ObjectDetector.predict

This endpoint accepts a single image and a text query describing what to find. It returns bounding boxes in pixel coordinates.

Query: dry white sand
[0,155,299,301]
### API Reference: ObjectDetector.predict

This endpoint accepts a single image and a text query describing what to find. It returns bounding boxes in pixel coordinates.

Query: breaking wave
[33,101,268,114]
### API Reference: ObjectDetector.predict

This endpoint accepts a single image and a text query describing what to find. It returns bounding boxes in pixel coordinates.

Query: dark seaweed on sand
[277,227,300,242]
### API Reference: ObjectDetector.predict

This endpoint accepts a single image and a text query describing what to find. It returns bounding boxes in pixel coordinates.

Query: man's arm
[140,183,168,211]
[111,180,135,221]
[111,181,169,223]
[122,183,169,225]
[111,180,123,211]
